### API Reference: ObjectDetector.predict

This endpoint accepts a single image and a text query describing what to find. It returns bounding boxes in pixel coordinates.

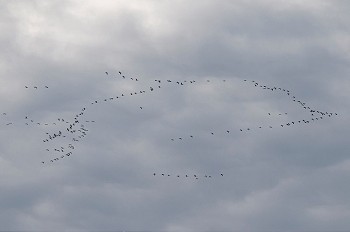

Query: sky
[0,0,350,231]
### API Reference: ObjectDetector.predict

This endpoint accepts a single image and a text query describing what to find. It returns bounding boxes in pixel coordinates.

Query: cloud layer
[0,0,349,230]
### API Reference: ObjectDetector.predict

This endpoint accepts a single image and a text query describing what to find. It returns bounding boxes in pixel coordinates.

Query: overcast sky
[1,0,350,231]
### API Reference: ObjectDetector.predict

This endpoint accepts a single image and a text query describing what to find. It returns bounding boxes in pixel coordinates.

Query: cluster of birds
[153,173,224,180]
[0,70,338,167]
[40,107,96,163]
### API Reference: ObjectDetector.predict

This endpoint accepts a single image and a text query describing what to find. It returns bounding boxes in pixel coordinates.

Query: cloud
[0,0,349,230]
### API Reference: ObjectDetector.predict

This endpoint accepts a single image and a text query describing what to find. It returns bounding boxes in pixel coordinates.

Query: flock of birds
[153,173,224,180]
[24,85,49,89]
[170,79,338,141]
[0,70,338,179]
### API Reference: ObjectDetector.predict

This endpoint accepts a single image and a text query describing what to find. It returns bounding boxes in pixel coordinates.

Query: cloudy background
[0,0,349,230]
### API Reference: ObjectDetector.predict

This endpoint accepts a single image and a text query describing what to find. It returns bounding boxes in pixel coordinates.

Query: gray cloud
[0,0,349,231]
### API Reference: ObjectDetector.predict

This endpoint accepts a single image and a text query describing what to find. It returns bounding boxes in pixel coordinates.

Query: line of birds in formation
[170,79,338,141]
[153,173,224,180]
[24,85,49,89]
[0,113,96,130]
[0,69,338,165]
